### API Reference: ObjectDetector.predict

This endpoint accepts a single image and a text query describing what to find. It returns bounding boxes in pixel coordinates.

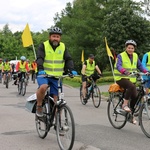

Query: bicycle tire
[139,103,150,138]
[80,85,86,105]
[6,76,9,88]
[107,93,127,129]
[35,102,49,139]
[21,81,26,96]
[18,82,22,95]
[92,85,101,108]
[56,105,75,150]
[33,73,36,83]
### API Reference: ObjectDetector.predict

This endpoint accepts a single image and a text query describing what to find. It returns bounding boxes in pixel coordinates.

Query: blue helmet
[20,56,26,61]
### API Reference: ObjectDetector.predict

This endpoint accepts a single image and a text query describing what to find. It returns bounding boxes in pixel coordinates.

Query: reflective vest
[3,62,11,71]
[32,62,37,70]
[19,61,26,72]
[84,59,95,76]
[0,62,3,70]
[114,51,138,83]
[146,52,150,70]
[43,41,65,76]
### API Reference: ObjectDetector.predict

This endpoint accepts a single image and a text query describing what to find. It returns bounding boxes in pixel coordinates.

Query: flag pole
[32,44,36,60]
[108,56,116,83]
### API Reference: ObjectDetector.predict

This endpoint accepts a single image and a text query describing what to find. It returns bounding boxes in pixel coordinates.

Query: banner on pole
[81,50,84,62]
[105,37,114,59]
[22,23,33,47]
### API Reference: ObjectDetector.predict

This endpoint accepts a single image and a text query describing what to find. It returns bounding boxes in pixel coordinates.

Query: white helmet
[125,40,137,47]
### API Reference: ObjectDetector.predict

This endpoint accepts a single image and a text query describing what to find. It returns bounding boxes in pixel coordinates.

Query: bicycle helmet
[20,56,26,61]
[125,40,137,47]
[49,27,62,35]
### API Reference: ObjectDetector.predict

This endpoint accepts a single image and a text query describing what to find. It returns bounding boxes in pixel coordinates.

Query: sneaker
[59,127,65,136]
[36,106,43,117]
[83,98,87,104]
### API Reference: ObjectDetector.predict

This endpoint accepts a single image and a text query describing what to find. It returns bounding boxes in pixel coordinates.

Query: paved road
[0,81,150,150]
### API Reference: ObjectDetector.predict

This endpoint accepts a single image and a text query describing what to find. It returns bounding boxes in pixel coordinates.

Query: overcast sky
[0,0,74,33]
[0,0,146,33]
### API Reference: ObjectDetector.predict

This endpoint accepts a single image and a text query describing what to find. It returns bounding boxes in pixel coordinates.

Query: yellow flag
[81,50,84,62]
[105,37,114,59]
[21,23,33,47]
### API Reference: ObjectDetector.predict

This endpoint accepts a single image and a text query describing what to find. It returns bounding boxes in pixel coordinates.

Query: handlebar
[129,72,150,77]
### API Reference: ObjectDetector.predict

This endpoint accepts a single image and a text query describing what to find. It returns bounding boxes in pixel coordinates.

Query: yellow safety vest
[0,62,3,70]
[83,59,95,76]
[19,61,26,72]
[146,52,150,70]
[3,62,11,71]
[114,51,137,83]
[43,41,65,76]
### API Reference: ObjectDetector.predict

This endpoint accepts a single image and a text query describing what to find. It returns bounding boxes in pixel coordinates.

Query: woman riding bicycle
[114,40,147,124]
[81,54,102,103]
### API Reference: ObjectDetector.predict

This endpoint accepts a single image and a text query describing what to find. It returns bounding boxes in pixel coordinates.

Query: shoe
[83,98,87,104]
[132,117,137,125]
[122,105,131,112]
[36,106,43,117]
[59,127,65,136]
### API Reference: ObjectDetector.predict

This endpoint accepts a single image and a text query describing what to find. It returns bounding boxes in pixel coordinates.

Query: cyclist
[31,60,37,81]
[114,40,147,124]
[142,52,150,97]
[81,54,102,103]
[36,26,77,117]
[2,59,12,85]
[14,56,30,85]
[0,58,3,83]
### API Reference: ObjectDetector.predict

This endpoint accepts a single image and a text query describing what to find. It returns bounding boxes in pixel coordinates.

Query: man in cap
[81,54,102,103]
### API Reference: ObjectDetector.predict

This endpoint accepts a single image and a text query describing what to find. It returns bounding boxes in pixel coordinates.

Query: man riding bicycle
[81,54,102,103]
[0,58,3,83]
[2,59,12,85]
[36,26,77,117]
[14,56,30,85]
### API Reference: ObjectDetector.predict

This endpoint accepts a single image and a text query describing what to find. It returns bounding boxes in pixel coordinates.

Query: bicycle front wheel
[107,93,127,129]
[18,82,22,95]
[139,102,150,138]
[21,81,26,96]
[56,105,75,150]
[35,102,49,139]
[6,77,9,88]
[92,85,101,108]
[80,85,86,105]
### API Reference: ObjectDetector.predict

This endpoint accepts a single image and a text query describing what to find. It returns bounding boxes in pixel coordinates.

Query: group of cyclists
[0,57,37,86]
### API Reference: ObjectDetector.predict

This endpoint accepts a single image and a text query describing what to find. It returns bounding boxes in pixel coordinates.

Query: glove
[124,70,130,75]
[38,70,46,75]
[71,70,78,75]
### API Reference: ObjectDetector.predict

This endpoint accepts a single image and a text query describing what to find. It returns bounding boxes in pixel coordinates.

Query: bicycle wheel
[139,102,150,138]
[107,93,127,129]
[80,85,86,105]
[6,76,9,88]
[35,102,49,139]
[18,82,22,95]
[33,73,36,83]
[92,85,101,108]
[21,81,26,96]
[56,105,75,150]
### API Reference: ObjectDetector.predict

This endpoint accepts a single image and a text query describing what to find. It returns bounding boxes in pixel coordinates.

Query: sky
[0,0,148,33]
[0,0,74,33]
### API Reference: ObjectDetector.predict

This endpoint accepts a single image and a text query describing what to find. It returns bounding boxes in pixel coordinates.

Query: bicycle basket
[108,83,124,93]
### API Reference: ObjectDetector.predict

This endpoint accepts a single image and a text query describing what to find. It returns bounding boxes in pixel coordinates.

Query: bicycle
[107,72,150,138]
[18,72,28,96]
[4,71,10,88]
[80,74,101,108]
[32,71,36,84]
[26,74,75,150]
